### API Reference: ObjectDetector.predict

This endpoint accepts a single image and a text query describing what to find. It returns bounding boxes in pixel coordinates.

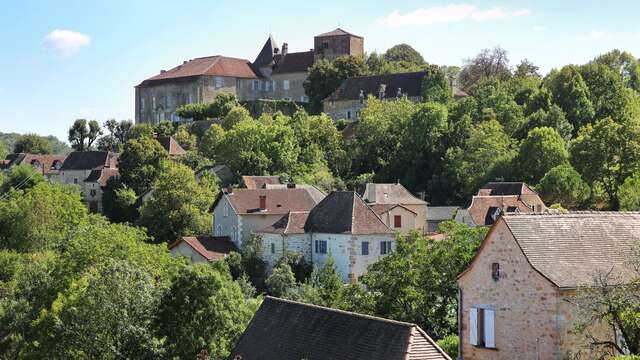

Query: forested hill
[0,132,71,157]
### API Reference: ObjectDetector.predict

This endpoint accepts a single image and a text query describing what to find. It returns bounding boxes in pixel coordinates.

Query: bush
[436,334,458,359]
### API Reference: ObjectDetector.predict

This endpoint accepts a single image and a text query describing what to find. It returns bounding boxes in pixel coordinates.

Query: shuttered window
[380,241,393,255]
[361,241,369,255]
[470,307,496,348]
[315,240,327,254]
[394,215,402,228]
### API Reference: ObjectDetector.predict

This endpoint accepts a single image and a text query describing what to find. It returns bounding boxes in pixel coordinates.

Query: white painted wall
[169,242,209,263]
[212,195,241,247]
[260,233,312,269]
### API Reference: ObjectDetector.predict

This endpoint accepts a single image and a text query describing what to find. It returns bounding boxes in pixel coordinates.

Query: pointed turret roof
[254,35,277,68]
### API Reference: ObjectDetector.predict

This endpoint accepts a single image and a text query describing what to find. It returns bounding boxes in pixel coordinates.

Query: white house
[212,186,321,249]
[168,235,237,263]
[257,191,396,282]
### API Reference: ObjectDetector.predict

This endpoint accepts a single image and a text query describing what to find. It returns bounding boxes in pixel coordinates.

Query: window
[492,263,500,281]
[283,80,290,90]
[216,225,221,236]
[90,189,97,197]
[152,96,156,109]
[282,97,291,101]
[223,203,229,217]
[265,80,271,91]
[361,241,369,255]
[215,77,224,88]
[73,178,78,184]
[271,243,275,254]
[236,79,242,89]
[322,41,329,49]
[346,111,352,119]
[315,240,327,254]
[380,241,392,255]
[300,95,308,103]
[272,80,276,91]
[252,80,260,90]
[394,215,402,228]
[141,98,146,111]
[470,308,495,348]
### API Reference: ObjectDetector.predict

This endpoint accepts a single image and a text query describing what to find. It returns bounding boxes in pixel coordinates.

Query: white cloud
[589,29,608,40]
[43,29,90,56]
[376,4,530,27]
[532,25,546,32]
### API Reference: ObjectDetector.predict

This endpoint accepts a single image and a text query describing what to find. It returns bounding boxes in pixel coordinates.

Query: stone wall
[260,233,312,269]
[377,206,417,234]
[458,219,562,360]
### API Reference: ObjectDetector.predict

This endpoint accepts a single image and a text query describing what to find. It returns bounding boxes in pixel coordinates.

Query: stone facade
[457,219,615,360]
[376,205,417,233]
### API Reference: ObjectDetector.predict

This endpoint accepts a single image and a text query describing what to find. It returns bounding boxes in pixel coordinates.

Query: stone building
[1,153,67,182]
[455,182,547,227]
[257,191,395,282]
[135,28,364,123]
[361,182,428,234]
[457,212,638,359]
[230,296,451,360]
[57,151,119,213]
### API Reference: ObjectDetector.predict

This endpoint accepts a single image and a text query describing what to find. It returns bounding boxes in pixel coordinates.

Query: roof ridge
[345,71,427,81]
[503,211,640,217]
[264,296,416,328]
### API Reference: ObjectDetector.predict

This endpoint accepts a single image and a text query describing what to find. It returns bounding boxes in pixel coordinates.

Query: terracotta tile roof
[272,51,315,74]
[263,184,326,203]
[258,211,310,234]
[304,191,393,235]
[169,235,237,262]
[500,212,640,288]
[225,188,319,215]
[241,175,283,189]
[362,183,427,205]
[156,136,186,156]
[138,55,258,86]
[315,28,363,39]
[84,168,119,187]
[427,206,459,221]
[327,71,426,102]
[59,151,118,171]
[466,195,533,226]
[2,153,67,175]
[230,296,451,360]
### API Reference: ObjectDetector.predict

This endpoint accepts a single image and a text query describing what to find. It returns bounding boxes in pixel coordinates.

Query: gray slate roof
[427,206,459,221]
[60,151,118,171]
[304,191,393,235]
[362,183,427,205]
[502,212,640,288]
[254,35,277,69]
[230,296,451,360]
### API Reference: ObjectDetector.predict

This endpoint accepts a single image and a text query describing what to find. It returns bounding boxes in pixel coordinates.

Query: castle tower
[313,28,364,61]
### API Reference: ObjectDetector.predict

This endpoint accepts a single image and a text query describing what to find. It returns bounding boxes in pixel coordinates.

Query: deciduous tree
[537,164,590,209]
[68,119,102,151]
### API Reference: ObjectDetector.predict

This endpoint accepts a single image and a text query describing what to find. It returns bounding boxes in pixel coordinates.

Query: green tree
[445,120,515,199]
[619,172,640,211]
[580,61,640,122]
[173,125,197,151]
[544,65,595,132]
[0,164,45,194]
[155,264,255,359]
[138,161,213,243]
[537,165,591,209]
[68,119,102,151]
[101,177,138,223]
[384,44,425,65]
[422,65,452,103]
[309,256,343,307]
[303,56,368,113]
[459,47,511,90]
[222,106,252,130]
[274,251,313,283]
[570,118,640,209]
[437,335,459,359]
[12,134,53,154]
[362,223,487,339]
[199,124,226,160]
[29,259,163,359]
[0,182,88,252]
[515,127,569,184]
[514,59,541,78]
[97,119,133,152]
[175,93,239,121]
[126,123,155,141]
[266,263,297,297]
[592,49,640,91]
[517,105,573,141]
[118,137,168,194]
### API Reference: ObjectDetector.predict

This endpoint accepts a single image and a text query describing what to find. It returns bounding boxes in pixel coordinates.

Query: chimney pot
[226,186,233,194]
[259,195,267,210]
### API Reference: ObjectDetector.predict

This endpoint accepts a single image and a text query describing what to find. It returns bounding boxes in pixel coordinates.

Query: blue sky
[1,0,640,142]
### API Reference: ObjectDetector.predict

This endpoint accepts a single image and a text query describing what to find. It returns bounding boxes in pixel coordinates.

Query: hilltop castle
[135,28,363,123]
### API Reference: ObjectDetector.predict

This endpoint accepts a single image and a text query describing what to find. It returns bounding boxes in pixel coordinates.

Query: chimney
[259,195,267,211]
[226,185,233,195]
[160,70,166,73]
[287,182,296,189]
[282,43,289,56]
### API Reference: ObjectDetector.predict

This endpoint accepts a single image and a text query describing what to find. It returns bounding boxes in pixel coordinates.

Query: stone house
[324,71,427,121]
[457,212,639,360]
[1,153,67,182]
[135,28,363,123]
[168,235,237,263]
[257,191,395,282]
[455,182,547,227]
[211,187,321,249]
[230,296,451,360]
[361,182,428,234]
[57,151,119,213]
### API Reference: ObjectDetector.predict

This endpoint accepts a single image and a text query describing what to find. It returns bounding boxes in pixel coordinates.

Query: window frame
[470,307,496,349]
[361,241,369,255]
[393,215,402,228]
[315,240,327,254]
[283,80,290,90]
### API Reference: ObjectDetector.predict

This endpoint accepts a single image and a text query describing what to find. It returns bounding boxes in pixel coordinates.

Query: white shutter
[469,308,478,346]
[484,309,495,348]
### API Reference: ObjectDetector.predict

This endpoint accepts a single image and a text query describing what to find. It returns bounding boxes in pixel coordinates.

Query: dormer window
[31,160,40,168]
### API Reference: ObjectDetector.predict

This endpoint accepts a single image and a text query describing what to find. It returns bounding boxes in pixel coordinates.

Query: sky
[1,0,640,142]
